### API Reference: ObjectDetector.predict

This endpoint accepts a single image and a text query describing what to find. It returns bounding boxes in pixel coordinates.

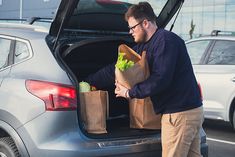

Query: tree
[189,19,196,39]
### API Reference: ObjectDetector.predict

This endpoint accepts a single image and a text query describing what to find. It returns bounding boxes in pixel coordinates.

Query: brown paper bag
[79,90,108,134]
[129,97,161,129]
[115,44,161,129]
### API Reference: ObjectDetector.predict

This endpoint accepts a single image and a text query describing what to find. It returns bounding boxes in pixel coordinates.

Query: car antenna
[169,0,184,32]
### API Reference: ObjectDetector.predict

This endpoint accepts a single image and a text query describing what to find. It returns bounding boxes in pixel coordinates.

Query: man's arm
[85,63,115,89]
[129,37,179,98]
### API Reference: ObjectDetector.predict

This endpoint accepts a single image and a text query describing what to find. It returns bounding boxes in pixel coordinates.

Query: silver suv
[186,30,235,130]
[0,0,208,156]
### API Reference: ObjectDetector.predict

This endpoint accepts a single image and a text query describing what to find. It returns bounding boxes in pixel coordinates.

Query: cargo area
[60,38,160,138]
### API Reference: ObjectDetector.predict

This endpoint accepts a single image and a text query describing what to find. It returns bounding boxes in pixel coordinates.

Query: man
[87,2,203,157]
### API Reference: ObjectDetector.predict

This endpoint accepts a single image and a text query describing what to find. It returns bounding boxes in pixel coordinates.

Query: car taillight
[26,80,77,111]
[198,83,203,101]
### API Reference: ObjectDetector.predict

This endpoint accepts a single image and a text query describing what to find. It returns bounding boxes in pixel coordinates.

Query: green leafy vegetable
[115,52,134,71]
[79,81,91,93]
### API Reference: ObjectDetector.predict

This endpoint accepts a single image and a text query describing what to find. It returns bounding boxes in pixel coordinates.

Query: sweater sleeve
[85,63,115,89]
[129,36,179,98]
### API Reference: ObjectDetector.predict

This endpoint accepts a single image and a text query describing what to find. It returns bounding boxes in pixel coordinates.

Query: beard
[134,27,148,43]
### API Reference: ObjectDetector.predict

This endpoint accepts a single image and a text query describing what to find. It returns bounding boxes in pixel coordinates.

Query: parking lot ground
[203,119,235,157]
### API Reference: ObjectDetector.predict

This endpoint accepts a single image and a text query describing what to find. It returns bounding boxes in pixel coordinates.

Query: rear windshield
[67,0,166,32]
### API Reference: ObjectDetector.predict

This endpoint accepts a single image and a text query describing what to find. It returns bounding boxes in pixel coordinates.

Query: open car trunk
[60,37,160,138]
[49,0,184,138]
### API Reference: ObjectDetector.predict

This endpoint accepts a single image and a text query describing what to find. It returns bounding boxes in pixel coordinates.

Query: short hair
[125,2,157,22]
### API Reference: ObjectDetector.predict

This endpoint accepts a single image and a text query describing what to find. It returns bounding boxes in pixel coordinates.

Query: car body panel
[186,35,235,124]
[0,29,73,127]
[0,67,11,87]
[193,65,235,121]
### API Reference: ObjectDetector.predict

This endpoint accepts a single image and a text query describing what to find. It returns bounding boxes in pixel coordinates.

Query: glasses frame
[128,20,144,31]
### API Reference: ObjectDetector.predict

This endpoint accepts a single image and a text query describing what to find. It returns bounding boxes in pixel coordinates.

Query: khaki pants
[161,107,204,157]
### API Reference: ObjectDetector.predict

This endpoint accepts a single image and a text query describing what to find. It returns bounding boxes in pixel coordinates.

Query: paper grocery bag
[115,44,161,129]
[79,90,108,134]
[129,97,161,129]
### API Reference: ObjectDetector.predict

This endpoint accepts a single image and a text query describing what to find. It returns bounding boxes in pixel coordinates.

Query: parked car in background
[0,0,208,157]
[186,30,235,130]
[0,18,27,24]
[28,17,52,28]
[0,17,52,28]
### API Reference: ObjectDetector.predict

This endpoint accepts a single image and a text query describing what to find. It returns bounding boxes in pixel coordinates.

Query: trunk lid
[49,0,184,49]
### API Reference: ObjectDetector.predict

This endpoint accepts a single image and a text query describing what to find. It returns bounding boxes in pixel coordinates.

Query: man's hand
[115,81,130,98]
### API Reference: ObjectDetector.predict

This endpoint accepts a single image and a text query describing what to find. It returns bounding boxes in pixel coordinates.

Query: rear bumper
[16,111,163,157]
[17,130,163,157]
[16,111,208,157]
[16,128,208,157]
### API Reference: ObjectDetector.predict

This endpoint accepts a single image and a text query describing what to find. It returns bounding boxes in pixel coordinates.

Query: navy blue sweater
[86,29,202,114]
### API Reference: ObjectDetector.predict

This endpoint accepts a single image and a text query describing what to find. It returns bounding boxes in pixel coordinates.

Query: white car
[186,30,235,130]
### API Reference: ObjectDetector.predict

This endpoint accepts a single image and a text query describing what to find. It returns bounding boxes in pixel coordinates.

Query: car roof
[0,23,48,40]
[186,30,235,43]
[186,35,235,43]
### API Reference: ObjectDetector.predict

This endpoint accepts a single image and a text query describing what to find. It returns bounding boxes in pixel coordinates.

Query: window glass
[202,12,214,35]
[214,12,225,30]
[215,0,226,5]
[193,6,203,12]
[14,41,30,63]
[183,0,192,7]
[178,12,191,39]
[192,12,203,37]
[0,38,11,69]
[226,12,235,30]
[203,0,214,6]
[226,5,235,12]
[207,40,235,65]
[193,0,203,7]
[186,40,210,64]
[227,2,235,6]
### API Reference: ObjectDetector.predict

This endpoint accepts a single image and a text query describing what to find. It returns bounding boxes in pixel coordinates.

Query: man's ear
[143,19,150,28]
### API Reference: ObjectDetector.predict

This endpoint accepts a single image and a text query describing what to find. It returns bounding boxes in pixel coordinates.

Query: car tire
[233,109,235,130]
[0,137,20,157]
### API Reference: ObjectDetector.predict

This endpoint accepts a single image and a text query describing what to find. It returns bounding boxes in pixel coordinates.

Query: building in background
[0,0,234,40]
[0,0,60,19]
[169,0,235,40]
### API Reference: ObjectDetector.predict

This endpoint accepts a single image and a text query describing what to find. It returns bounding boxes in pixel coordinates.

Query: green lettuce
[115,52,134,71]
[79,81,91,93]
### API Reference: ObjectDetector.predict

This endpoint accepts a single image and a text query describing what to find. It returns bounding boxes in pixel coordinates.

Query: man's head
[125,2,157,43]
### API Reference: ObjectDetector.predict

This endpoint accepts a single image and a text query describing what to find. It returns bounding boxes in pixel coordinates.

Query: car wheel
[0,137,20,157]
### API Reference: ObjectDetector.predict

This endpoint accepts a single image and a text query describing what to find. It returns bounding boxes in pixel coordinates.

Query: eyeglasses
[128,20,144,31]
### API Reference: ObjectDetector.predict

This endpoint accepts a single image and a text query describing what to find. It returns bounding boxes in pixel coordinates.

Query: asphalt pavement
[203,119,235,157]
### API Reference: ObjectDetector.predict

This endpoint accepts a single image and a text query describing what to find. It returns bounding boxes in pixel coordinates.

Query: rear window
[67,0,167,32]
[207,40,235,65]
[186,40,210,64]
[14,41,30,63]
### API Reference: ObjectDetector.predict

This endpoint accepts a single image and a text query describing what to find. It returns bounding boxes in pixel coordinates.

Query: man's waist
[151,98,202,114]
